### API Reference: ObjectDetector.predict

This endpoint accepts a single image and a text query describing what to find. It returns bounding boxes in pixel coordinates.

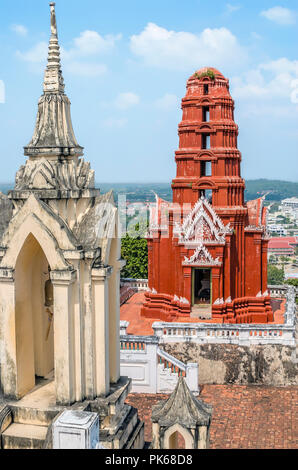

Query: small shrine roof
[151,377,212,428]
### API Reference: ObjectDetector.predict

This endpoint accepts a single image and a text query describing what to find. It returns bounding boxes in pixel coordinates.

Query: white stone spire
[24,2,83,158]
[43,2,65,94]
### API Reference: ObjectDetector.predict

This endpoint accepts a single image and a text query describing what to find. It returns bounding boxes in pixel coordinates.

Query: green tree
[285,278,298,288]
[267,265,285,285]
[121,235,148,279]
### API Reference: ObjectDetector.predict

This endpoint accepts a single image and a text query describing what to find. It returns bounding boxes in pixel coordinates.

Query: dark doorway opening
[192,268,211,306]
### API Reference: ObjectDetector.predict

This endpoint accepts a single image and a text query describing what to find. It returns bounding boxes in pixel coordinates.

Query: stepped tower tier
[141,67,273,324]
[172,67,245,216]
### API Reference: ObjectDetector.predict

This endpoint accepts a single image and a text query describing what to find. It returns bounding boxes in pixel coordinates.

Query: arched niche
[14,233,54,398]
[163,423,194,449]
[193,179,216,190]
[1,214,69,272]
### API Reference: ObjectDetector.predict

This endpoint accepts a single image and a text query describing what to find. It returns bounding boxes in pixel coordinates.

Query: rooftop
[126,384,298,449]
[120,292,286,335]
[269,237,298,249]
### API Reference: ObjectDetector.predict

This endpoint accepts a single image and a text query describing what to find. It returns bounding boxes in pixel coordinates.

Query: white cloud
[130,23,246,70]
[0,80,5,104]
[62,31,122,59]
[11,24,28,36]
[16,42,48,63]
[16,29,121,78]
[114,92,140,110]
[232,58,298,99]
[154,93,179,110]
[102,117,128,128]
[260,7,296,25]
[231,58,298,115]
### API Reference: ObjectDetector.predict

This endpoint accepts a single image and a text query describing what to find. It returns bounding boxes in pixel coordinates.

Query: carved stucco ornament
[183,242,221,266]
[174,196,232,247]
[15,158,95,191]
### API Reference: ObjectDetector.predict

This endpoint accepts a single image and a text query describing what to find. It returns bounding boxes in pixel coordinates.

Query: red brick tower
[141,67,273,323]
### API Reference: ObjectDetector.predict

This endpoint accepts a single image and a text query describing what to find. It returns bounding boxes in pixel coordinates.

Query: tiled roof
[126,384,298,449]
[269,237,298,249]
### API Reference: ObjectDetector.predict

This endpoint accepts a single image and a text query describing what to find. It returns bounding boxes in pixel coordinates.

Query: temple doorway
[191,268,212,318]
[14,233,54,398]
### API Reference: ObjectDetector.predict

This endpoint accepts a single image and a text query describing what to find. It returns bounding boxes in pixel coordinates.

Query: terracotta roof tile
[126,385,298,448]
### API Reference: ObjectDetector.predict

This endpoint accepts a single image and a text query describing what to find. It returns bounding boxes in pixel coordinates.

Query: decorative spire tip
[50,2,57,37]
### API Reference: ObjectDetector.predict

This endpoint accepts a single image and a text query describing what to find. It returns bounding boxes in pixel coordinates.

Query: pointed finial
[24,1,83,157]
[43,2,64,93]
[50,2,58,37]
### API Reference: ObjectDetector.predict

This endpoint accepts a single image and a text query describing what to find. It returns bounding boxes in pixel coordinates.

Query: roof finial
[50,2,58,37]
[43,2,64,93]
[24,1,83,157]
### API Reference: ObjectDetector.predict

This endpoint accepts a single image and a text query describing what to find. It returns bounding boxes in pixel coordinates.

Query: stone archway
[164,423,194,449]
[14,233,54,398]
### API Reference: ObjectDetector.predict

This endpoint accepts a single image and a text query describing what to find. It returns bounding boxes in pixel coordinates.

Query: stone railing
[120,278,148,291]
[119,333,198,393]
[152,285,297,347]
[268,285,295,298]
[152,322,295,346]
[151,285,297,347]
[120,285,135,306]
[156,348,198,393]
[157,347,187,376]
[119,287,296,393]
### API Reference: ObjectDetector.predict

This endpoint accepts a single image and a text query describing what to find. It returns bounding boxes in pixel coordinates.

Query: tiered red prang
[141,67,273,324]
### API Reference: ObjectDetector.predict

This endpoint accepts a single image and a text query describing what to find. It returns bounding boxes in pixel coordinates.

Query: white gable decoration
[182,243,221,266]
[173,196,232,246]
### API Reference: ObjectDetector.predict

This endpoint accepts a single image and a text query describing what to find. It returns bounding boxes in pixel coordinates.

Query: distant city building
[268,237,298,257]
[268,224,288,236]
[285,272,298,280]
[281,197,298,211]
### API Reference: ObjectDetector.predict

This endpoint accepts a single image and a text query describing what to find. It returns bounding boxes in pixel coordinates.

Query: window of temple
[201,161,212,177]
[202,134,210,149]
[201,189,213,204]
[205,189,213,203]
[204,84,209,95]
[202,107,210,122]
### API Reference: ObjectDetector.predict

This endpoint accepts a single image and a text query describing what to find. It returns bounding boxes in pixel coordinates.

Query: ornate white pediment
[174,196,232,246]
[182,243,221,266]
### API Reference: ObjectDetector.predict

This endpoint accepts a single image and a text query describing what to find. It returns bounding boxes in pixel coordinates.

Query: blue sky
[0,0,297,183]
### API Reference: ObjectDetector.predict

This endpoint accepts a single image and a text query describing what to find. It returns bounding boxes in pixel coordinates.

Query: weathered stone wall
[0,193,13,239]
[163,343,297,386]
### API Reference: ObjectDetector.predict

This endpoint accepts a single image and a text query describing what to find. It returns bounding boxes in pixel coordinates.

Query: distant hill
[0,179,297,203]
[99,180,298,203]
[245,179,298,202]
